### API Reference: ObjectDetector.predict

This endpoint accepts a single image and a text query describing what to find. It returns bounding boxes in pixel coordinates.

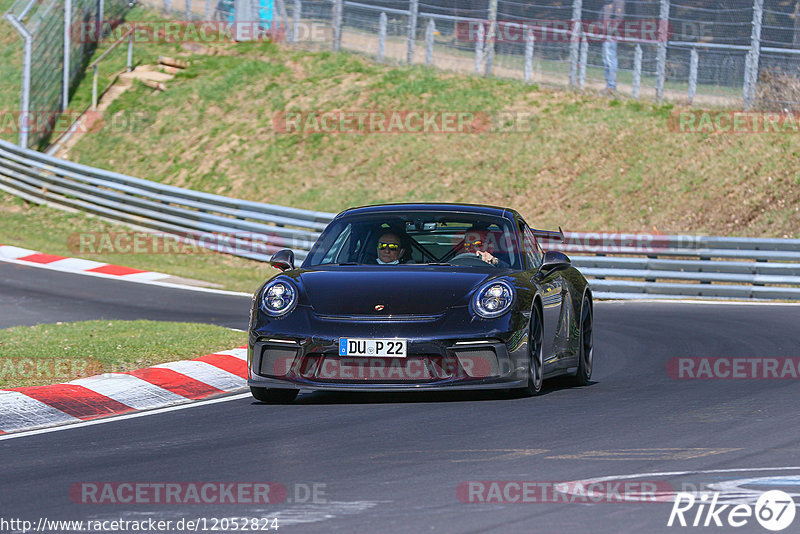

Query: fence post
[378,12,387,62]
[407,0,418,64]
[632,43,642,99]
[688,47,698,104]
[127,29,134,72]
[332,0,342,51]
[205,0,212,19]
[484,0,497,76]
[425,18,434,66]
[164,0,171,14]
[185,0,191,20]
[568,0,583,87]
[276,0,291,42]
[474,22,484,74]
[4,14,32,148]
[293,0,301,43]
[98,0,104,37]
[92,65,99,110]
[744,0,764,110]
[234,0,251,41]
[578,33,587,89]
[524,26,534,84]
[655,0,670,102]
[63,0,72,111]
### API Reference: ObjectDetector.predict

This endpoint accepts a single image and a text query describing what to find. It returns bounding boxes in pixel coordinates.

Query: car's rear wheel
[250,387,298,403]
[518,305,543,397]
[572,295,593,386]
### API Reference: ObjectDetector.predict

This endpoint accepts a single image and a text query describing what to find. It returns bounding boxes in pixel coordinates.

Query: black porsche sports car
[247,203,593,402]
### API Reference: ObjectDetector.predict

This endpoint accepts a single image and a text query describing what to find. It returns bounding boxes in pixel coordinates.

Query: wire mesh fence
[3,0,135,148]
[140,0,800,111]
[5,0,800,148]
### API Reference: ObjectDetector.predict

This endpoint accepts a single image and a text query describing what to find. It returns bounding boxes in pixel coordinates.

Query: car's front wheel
[250,387,299,403]
[517,305,543,397]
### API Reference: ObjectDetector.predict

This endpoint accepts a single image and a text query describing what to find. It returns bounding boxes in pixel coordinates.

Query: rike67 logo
[668,490,796,531]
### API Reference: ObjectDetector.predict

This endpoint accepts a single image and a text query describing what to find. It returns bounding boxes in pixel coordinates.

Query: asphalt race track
[0,262,248,329]
[2,263,800,533]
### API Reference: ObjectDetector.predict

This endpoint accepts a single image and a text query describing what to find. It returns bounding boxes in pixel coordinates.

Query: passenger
[463,229,507,267]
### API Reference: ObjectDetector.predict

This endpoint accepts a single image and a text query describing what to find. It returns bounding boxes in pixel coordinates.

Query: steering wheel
[449,252,494,267]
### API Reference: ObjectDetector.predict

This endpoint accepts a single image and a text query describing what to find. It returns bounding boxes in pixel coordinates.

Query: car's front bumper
[247,331,530,392]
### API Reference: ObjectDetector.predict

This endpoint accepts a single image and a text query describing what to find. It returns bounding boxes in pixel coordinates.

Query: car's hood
[296,267,493,316]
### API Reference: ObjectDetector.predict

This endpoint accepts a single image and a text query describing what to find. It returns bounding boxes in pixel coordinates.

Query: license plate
[339,338,407,357]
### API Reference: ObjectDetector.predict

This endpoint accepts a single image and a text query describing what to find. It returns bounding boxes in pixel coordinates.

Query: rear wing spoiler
[532,226,565,242]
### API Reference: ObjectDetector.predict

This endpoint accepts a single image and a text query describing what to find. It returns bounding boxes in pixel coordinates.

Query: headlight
[260,279,298,317]
[471,280,515,319]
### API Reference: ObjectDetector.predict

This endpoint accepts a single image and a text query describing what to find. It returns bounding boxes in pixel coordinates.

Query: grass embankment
[0,192,275,293]
[59,39,798,238]
[0,320,244,388]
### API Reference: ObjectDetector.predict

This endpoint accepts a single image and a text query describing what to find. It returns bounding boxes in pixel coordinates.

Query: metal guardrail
[1,137,799,300]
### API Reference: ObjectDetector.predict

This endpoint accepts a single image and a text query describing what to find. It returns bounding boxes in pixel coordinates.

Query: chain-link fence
[6,0,800,148]
[147,0,799,109]
[3,0,134,148]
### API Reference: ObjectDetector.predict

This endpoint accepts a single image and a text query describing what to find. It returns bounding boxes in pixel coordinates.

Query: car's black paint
[248,203,592,400]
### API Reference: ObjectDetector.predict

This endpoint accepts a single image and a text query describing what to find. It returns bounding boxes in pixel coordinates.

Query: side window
[321,224,352,264]
[519,222,543,270]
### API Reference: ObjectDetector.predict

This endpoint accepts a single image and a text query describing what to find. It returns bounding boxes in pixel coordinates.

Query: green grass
[0,320,245,388]
[61,40,799,238]
[0,191,277,293]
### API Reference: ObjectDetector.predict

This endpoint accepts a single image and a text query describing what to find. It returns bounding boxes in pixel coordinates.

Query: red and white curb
[0,244,170,282]
[0,347,249,434]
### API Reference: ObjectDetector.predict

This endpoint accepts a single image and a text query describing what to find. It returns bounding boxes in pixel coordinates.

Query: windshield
[302,211,521,269]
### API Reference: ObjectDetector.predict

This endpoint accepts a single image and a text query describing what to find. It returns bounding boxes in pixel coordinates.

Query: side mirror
[269,249,295,271]
[540,250,571,273]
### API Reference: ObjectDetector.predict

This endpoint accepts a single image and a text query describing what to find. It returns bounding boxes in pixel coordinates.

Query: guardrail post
[568,0,583,87]
[484,0,497,76]
[205,0,212,20]
[332,0,343,51]
[377,12,387,62]
[407,0,418,64]
[632,43,642,99]
[655,0,670,102]
[688,47,698,104]
[474,23,484,74]
[744,0,764,110]
[578,32,587,89]
[63,0,72,111]
[524,26,534,83]
[425,18,434,66]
